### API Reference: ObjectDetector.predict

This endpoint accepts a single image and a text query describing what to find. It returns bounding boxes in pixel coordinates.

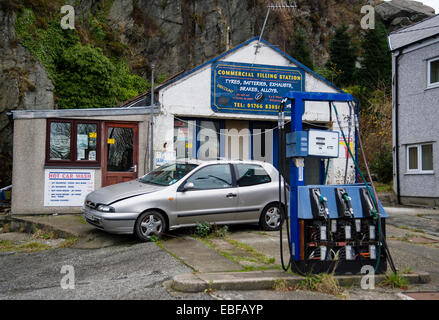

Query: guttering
[9,106,159,119]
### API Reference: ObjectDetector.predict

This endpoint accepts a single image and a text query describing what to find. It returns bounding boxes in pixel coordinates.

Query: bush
[55,44,147,109]
[195,222,211,238]
[371,145,393,184]
[55,44,118,108]
[15,7,147,110]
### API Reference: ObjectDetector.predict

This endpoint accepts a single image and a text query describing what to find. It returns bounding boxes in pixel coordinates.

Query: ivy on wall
[15,7,147,109]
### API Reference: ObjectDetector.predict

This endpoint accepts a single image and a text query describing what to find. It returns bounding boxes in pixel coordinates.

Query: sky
[384,0,439,14]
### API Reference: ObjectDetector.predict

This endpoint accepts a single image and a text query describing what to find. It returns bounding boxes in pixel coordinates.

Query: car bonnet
[86,179,166,205]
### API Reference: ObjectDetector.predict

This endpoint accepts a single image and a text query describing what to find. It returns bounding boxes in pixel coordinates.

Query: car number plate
[85,213,97,221]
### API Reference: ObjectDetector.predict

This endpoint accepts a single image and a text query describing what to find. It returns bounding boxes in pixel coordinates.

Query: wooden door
[102,122,139,187]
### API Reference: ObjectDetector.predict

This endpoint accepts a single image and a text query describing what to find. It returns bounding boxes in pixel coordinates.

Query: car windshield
[139,163,198,186]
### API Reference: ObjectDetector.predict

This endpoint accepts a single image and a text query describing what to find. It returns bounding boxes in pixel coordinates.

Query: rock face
[104,0,262,77]
[376,0,435,32]
[0,8,54,186]
[0,0,436,187]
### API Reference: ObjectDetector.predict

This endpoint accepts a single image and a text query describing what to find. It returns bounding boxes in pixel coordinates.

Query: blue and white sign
[211,61,305,115]
[44,169,95,206]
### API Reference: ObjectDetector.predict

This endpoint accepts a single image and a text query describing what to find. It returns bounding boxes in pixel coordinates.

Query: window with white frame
[428,57,439,87]
[407,143,434,173]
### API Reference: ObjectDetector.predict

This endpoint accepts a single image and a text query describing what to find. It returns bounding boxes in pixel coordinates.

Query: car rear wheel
[260,203,284,231]
[134,211,167,242]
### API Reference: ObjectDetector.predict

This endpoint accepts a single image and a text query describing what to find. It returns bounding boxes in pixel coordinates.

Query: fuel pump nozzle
[310,188,329,220]
[335,188,354,218]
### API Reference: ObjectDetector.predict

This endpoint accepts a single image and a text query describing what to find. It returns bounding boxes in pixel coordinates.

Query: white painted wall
[155,39,355,184]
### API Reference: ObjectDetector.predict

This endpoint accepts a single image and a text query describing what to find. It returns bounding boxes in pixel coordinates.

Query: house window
[428,57,439,87]
[407,143,434,173]
[46,119,100,166]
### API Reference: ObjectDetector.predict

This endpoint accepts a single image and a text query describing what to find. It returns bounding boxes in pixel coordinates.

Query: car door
[175,164,238,225]
[234,163,274,221]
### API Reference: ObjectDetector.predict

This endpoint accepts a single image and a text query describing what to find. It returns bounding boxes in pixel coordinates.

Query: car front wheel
[260,203,284,231]
[134,211,167,242]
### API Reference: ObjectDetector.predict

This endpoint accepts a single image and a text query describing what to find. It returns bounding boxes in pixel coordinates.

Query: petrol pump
[278,92,395,275]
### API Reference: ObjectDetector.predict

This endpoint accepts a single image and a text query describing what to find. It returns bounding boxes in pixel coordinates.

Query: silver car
[82,160,288,241]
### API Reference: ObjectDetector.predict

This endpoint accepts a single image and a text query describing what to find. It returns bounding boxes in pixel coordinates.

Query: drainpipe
[149,64,155,172]
[394,51,401,205]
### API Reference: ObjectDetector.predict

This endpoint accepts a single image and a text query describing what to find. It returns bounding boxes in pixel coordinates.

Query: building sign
[211,61,305,115]
[44,169,95,206]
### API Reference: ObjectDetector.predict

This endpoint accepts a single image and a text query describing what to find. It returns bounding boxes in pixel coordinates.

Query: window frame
[427,57,439,89]
[178,163,236,191]
[406,143,434,174]
[234,163,272,187]
[45,118,101,167]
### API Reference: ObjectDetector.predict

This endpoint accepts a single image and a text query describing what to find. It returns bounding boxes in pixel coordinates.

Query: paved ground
[0,242,210,300]
[1,204,439,300]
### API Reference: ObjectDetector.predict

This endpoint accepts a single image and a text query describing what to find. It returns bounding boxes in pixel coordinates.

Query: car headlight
[96,204,115,213]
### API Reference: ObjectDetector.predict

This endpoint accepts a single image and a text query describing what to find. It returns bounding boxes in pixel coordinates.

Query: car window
[236,164,271,187]
[139,163,198,186]
[186,164,233,190]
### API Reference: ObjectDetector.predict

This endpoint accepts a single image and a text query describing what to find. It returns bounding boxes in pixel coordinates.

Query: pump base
[290,258,387,275]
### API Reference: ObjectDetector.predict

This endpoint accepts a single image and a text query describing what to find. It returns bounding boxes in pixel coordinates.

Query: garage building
[10,37,355,215]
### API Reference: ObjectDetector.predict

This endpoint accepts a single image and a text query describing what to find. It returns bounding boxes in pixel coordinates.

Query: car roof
[174,158,273,166]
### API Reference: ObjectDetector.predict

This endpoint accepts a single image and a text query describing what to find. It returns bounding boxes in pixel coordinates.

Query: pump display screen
[307,130,339,158]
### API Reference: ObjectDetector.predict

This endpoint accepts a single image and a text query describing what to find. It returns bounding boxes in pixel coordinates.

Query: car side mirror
[183,182,195,191]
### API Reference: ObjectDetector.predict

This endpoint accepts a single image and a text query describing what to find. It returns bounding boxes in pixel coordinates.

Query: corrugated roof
[388,14,439,51]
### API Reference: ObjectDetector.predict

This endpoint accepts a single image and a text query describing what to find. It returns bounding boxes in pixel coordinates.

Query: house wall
[155,39,356,185]
[12,114,149,215]
[395,39,439,204]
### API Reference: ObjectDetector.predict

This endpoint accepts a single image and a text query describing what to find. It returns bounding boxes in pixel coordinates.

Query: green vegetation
[358,20,392,92]
[225,238,276,265]
[290,28,314,70]
[296,273,343,296]
[379,272,409,289]
[326,25,357,88]
[0,239,51,253]
[194,222,212,238]
[197,235,277,267]
[212,224,229,238]
[400,267,414,274]
[32,229,56,240]
[75,215,87,225]
[374,182,394,193]
[193,222,229,238]
[273,278,291,291]
[14,4,147,109]
[370,144,393,183]
[57,237,78,248]
[318,18,394,182]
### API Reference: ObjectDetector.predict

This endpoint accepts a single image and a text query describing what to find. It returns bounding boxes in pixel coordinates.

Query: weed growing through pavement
[32,229,56,240]
[0,239,51,253]
[194,222,211,238]
[378,272,409,290]
[57,237,78,248]
[295,273,344,296]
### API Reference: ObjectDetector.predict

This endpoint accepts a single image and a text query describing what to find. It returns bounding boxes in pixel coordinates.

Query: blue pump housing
[297,184,388,219]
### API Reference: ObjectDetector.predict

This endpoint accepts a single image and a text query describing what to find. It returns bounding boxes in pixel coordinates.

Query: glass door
[102,122,138,187]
